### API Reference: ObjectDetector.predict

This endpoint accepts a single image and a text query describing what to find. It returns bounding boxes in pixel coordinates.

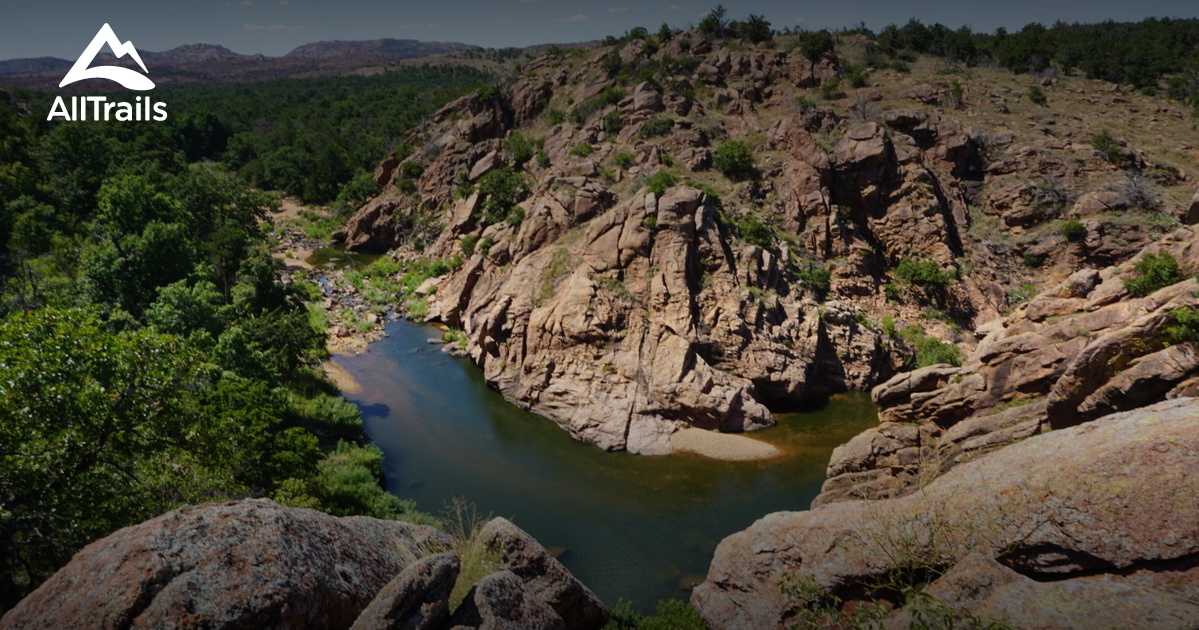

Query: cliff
[339,30,1197,452]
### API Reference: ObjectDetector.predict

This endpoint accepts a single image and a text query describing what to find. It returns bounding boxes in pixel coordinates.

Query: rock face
[351,553,460,630]
[1,499,451,630]
[476,518,608,630]
[693,398,1199,630]
[338,30,1193,452]
[817,227,1199,505]
[1,503,608,630]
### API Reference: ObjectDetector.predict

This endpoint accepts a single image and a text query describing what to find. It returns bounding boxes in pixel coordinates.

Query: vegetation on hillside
[0,66,486,608]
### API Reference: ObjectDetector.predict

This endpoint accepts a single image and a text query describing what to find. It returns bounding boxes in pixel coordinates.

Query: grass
[439,497,503,609]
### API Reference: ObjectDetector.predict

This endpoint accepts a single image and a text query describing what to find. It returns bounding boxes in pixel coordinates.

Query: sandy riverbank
[670,428,783,461]
[322,359,362,394]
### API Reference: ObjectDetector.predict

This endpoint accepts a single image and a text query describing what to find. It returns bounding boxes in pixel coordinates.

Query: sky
[2,0,1198,61]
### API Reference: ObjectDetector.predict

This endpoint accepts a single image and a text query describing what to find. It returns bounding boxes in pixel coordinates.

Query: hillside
[334,27,1198,454]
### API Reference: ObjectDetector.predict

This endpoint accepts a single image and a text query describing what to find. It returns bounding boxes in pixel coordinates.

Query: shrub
[1060,220,1087,242]
[604,110,625,134]
[713,140,756,180]
[571,87,625,123]
[545,109,566,125]
[1091,130,1122,164]
[613,152,636,168]
[819,76,842,100]
[460,234,478,257]
[640,117,675,139]
[737,214,773,249]
[795,95,816,111]
[1166,308,1199,343]
[399,161,424,179]
[504,132,534,166]
[1123,252,1184,297]
[476,167,531,226]
[917,337,963,367]
[894,259,953,287]
[797,265,832,301]
[1027,86,1048,106]
[645,171,678,195]
[569,143,594,157]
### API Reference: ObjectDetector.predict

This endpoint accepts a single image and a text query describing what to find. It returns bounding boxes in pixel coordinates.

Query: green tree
[698,5,729,38]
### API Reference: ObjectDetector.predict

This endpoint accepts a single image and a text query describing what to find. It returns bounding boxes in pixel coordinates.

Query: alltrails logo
[47,24,168,122]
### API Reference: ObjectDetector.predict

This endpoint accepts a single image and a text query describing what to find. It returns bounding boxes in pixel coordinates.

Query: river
[334,320,879,612]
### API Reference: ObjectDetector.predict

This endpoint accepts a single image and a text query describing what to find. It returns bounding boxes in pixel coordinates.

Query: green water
[336,321,879,611]
[304,246,380,270]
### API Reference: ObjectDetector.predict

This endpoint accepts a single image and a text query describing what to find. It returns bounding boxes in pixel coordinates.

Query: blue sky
[2,0,1198,60]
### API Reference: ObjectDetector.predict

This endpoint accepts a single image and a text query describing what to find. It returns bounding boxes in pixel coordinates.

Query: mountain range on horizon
[0,38,484,89]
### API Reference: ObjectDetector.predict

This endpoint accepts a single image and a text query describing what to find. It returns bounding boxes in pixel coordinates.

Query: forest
[0,64,491,607]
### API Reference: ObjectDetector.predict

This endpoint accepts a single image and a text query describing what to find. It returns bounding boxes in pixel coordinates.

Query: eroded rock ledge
[692,398,1199,630]
[817,226,1199,505]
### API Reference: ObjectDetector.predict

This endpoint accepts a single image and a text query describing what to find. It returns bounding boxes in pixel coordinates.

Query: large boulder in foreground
[1,499,451,630]
[692,398,1199,630]
[477,518,608,630]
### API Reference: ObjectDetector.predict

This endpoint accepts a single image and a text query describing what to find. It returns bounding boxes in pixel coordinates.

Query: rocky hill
[338,29,1198,454]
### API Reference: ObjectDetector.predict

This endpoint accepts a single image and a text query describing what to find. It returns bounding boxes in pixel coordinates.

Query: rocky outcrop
[477,518,607,630]
[337,30,1194,452]
[1,499,451,630]
[2,502,607,630]
[351,553,460,630]
[816,227,1199,505]
[693,398,1199,630]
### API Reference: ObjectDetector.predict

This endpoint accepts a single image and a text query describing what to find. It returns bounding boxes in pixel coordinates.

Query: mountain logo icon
[60,24,155,91]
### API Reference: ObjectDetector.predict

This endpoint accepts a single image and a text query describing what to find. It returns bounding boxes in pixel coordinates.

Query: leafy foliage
[476,167,531,226]
[713,141,756,180]
[1124,252,1184,297]
[894,259,953,287]
[644,171,679,196]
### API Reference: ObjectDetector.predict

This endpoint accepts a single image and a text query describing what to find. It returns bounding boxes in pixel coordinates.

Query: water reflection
[337,320,879,611]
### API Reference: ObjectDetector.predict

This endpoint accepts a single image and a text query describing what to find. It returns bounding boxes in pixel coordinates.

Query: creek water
[335,320,879,611]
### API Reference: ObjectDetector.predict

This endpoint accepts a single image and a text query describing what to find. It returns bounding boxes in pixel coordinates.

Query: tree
[737,14,773,44]
[698,5,728,38]
[0,309,236,604]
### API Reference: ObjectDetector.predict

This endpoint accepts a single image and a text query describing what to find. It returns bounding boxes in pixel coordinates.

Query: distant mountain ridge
[0,37,479,88]
[285,38,477,59]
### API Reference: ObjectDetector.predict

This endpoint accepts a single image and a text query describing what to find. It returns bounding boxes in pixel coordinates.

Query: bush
[399,161,424,179]
[645,171,678,196]
[713,140,756,180]
[797,265,832,301]
[819,76,842,100]
[604,110,625,134]
[917,337,963,367]
[613,152,636,168]
[569,143,594,157]
[571,87,625,123]
[1027,86,1048,106]
[504,133,534,166]
[894,259,953,287]
[1166,308,1199,343]
[460,234,478,257]
[640,117,675,139]
[736,214,773,249]
[608,598,707,630]
[1124,252,1184,297]
[1060,220,1087,242]
[1091,130,1122,164]
[476,167,531,226]
[795,95,816,111]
